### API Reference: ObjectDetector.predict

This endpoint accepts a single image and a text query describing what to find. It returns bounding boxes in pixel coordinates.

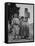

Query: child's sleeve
[28,12,30,18]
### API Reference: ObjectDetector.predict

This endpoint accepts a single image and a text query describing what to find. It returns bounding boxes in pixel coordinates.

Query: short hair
[25,8,28,11]
[20,16,24,19]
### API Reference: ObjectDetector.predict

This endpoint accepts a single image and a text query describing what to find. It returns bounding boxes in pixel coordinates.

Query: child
[23,8,30,39]
[11,13,20,40]
[19,16,24,39]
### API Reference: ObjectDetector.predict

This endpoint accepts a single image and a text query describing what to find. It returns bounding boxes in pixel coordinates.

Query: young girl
[11,13,20,40]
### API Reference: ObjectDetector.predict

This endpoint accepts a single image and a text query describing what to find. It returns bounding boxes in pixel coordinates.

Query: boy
[23,8,30,39]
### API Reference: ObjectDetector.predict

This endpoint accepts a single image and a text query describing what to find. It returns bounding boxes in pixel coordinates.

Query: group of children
[8,8,30,40]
